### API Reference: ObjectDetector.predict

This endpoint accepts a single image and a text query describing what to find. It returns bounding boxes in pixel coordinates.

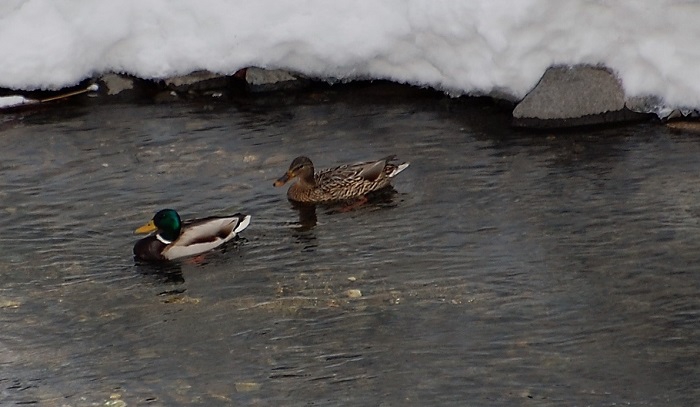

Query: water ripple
[0,103,698,405]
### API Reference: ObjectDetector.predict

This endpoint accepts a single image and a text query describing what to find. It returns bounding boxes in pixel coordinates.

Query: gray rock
[99,73,134,96]
[164,70,230,93]
[626,95,700,120]
[97,73,160,102]
[513,65,647,128]
[244,67,308,92]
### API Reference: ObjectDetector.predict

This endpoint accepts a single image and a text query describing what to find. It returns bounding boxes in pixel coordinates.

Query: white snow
[0,95,34,108]
[1,0,699,110]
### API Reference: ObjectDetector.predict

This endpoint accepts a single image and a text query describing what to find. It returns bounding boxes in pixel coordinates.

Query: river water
[1,89,698,406]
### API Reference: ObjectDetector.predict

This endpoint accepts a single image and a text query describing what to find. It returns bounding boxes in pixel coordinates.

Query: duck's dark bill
[134,220,158,234]
[273,172,291,187]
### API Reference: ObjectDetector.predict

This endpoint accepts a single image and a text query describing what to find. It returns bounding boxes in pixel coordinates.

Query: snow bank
[1,1,699,110]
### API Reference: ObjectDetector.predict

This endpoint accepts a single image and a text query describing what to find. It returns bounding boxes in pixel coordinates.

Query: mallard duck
[273,155,409,203]
[133,209,251,262]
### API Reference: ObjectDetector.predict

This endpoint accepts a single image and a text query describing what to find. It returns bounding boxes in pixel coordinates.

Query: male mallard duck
[133,209,251,262]
[273,155,409,203]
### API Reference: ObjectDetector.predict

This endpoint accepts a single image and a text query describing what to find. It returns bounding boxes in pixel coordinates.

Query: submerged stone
[346,289,362,298]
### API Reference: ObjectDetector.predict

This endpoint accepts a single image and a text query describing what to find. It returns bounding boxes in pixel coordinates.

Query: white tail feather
[389,162,410,178]
[234,215,251,234]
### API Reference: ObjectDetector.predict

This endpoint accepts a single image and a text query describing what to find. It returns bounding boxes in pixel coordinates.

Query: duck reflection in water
[290,200,318,231]
[288,185,401,231]
[133,261,185,285]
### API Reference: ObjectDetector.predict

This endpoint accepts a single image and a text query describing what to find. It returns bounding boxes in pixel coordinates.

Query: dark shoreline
[0,65,685,130]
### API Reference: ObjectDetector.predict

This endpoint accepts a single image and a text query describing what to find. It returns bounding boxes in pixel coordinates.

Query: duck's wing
[311,156,409,200]
[318,158,386,185]
[315,164,365,193]
[354,155,409,180]
[356,159,388,181]
[162,214,251,260]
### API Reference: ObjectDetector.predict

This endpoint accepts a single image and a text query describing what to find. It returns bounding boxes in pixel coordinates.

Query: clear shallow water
[1,93,699,406]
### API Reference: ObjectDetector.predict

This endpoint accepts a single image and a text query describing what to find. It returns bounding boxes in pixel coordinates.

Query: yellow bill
[134,220,158,234]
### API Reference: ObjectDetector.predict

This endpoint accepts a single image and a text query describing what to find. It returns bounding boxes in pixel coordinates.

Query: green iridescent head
[134,209,182,242]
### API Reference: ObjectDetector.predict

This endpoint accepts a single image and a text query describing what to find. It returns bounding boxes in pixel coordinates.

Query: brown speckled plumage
[274,155,409,203]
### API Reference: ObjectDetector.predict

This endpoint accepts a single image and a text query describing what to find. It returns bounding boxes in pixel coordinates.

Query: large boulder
[512,65,649,128]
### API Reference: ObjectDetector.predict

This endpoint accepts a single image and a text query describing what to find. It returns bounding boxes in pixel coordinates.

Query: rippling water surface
[1,91,699,406]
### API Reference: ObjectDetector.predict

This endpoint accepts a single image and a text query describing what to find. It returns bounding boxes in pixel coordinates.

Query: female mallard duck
[133,209,251,262]
[273,155,409,203]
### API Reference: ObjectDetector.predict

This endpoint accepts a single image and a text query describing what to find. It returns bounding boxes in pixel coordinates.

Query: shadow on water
[134,261,186,285]
[289,201,319,231]
[287,186,401,232]
[0,95,698,406]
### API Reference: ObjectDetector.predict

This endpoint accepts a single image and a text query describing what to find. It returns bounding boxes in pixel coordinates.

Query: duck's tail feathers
[234,214,252,234]
[389,162,410,178]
